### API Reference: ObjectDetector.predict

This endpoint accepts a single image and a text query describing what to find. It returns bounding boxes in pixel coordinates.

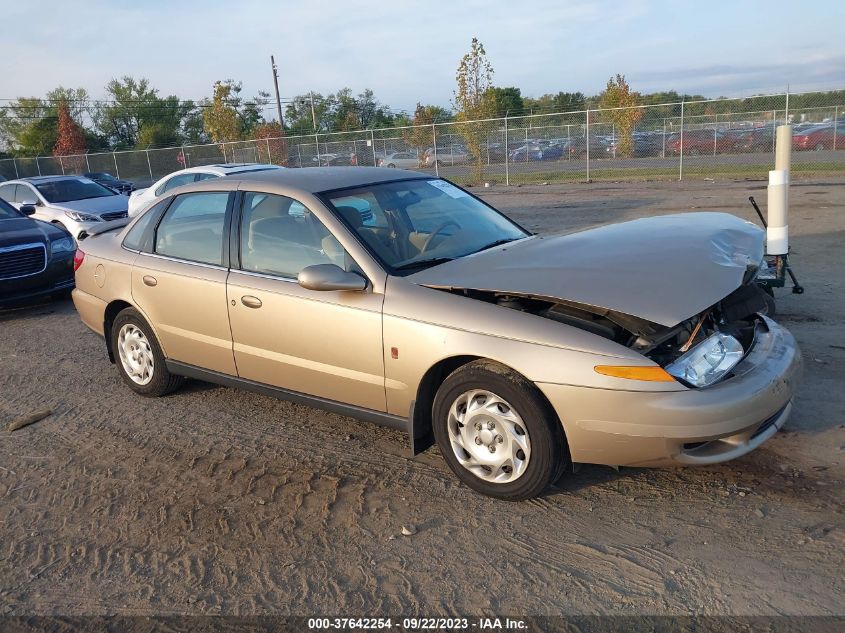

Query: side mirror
[19,204,36,215]
[298,264,367,292]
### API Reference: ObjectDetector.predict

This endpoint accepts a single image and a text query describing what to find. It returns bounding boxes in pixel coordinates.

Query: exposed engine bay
[447,279,770,387]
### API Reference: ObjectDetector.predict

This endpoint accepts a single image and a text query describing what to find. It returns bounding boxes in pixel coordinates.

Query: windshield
[0,197,22,219]
[322,178,529,273]
[35,178,117,203]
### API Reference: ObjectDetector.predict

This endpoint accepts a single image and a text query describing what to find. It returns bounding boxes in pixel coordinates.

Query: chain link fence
[1,90,843,186]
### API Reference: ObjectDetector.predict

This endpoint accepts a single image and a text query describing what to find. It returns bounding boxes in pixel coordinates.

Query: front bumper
[63,218,100,241]
[0,252,75,306]
[537,316,802,467]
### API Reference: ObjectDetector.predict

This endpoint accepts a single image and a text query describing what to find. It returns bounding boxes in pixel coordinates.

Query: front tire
[432,360,568,500]
[111,307,183,397]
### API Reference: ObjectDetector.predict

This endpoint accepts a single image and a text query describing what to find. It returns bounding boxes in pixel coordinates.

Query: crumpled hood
[408,212,764,327]
[55,195,128,215]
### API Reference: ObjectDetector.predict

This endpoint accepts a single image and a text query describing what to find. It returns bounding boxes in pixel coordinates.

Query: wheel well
[103,300,132,363]
[410,356,570,463]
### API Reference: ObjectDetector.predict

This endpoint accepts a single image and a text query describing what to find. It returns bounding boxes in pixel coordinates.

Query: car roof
[235,166,429,194]
[17,175,90,183]
[186,163,279,175]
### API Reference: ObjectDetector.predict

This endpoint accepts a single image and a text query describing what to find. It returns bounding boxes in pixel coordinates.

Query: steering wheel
[421,220,461,253]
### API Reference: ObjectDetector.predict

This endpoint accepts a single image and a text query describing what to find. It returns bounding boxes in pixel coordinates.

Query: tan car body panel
[227,270,386,411]
[71,168,800,470]
[131,254,236,375]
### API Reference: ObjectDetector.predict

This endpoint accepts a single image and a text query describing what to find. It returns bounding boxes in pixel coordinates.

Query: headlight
[64,210,101,222]
[665,332,744,388]
[51,237,75,253]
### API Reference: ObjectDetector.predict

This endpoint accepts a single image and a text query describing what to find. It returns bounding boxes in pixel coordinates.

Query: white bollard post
[767,124,792,256]
[767,169,789,255]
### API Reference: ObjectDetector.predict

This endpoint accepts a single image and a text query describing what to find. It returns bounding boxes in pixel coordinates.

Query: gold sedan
[72,168,800,500]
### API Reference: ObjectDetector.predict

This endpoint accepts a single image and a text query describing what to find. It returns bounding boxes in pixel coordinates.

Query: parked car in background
[731,127,775,153]
[792,125,838,151]
[378,152,420,169]
[508,143,565,161]
[84,172,136,194]
[128,163,283,217]
[666,130,738,155]
[72,167,799,500]
[607,133,664,158]
[567,135,612,159]
[0,195,75,306]
[0,175,129,241]
[422,145,469,167]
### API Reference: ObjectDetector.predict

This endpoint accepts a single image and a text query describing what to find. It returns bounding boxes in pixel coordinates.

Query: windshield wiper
[394,256,454,271]
[471,237,522,254]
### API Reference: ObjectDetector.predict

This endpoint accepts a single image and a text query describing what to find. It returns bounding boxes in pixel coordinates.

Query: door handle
[241,295,262,309]
[142,275,157,287]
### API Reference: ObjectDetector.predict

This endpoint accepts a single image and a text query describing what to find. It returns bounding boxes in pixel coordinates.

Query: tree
[599,74,642,157]
[402,103,451,163]
[487,87,524,117]
[0,87,90,156]
[454,37,496,183]
[254,121,288,166]
[94,77,191,149]
[202,81,242,143]
[53,101,87,171]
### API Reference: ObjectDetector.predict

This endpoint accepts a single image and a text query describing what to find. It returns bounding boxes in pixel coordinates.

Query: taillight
[73,249,85,271]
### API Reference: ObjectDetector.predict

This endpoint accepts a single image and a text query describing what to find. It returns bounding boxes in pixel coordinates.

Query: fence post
[297,143,302,168]
[266,138,272,164]
[784,90,789,124]
[85,152,90,172]
[36,157,42,176]
[12,158,19,179]
[586,108,590,182]
[432,124,438,177]
[834,106,839,151]
[772,111,777,153]
[145,150,153,179]
[113,153,120,179]
[713,127,717,156]
[504,113,510,186]
[59,156,65,175]
[662,118,666,158]
[369,129,376,167]
[679,100,685,181]
[315,133,321,166]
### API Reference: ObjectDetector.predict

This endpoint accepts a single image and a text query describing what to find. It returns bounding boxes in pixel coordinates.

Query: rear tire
[432,360,568,501]
[111,307,183,397]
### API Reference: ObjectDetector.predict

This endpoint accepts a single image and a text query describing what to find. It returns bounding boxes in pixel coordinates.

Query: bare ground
[0,177,842,616]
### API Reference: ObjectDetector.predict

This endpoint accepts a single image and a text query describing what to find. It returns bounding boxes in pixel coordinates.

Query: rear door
[226,191,386,411]
[131,190,237,375]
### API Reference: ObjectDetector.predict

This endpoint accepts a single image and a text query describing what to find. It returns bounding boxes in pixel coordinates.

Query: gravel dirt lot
[0,178,842,617]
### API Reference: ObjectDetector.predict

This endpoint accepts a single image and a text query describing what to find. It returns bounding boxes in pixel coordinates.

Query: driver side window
[239,192,345,279]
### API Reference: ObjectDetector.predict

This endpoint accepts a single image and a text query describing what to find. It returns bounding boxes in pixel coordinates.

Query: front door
[226,191,386,411]
[131,190,237,375]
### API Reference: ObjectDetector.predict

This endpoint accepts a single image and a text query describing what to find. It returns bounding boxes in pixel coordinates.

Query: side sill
[165,360,408,432]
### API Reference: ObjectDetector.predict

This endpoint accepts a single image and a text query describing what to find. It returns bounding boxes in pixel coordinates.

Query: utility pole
[309,91,318,132]
[270,55,285,128]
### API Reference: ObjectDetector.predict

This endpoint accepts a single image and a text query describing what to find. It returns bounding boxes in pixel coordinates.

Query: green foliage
[599,74,642,157]
[487,87,524,116]
[202,80,242,143]
[0,87,89,156]
[454,37,497,183]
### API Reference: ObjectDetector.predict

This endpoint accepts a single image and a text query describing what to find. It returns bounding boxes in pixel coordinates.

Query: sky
[1,0,843,116]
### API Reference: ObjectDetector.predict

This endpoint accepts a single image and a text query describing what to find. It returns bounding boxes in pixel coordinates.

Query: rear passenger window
[123,198,170,251]
[155,192,229,266]
[239,192,342,278]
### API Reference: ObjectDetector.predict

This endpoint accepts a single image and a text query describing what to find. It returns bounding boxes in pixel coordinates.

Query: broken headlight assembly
[665,332,744,388]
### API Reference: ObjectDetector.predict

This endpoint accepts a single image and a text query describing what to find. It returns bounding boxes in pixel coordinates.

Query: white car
[0,175,129,240]
[377,152,420,169]
[128,163,282,217]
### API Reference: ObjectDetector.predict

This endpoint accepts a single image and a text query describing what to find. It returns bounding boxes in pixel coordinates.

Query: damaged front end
[447,276,771,390]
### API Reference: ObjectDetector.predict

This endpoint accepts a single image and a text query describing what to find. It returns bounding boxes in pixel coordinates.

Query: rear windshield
[35,178,117,203]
